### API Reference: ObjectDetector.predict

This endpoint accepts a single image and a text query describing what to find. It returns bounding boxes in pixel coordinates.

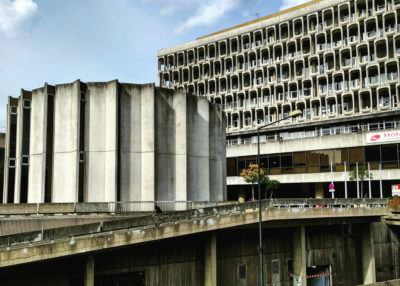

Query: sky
[0,0,309,128]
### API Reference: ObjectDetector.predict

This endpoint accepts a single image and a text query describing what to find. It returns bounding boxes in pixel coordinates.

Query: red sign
[329,183,334,190]
[366,131,400,144]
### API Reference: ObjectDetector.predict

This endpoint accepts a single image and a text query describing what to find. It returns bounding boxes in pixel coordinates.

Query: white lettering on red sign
[366,131,400,144]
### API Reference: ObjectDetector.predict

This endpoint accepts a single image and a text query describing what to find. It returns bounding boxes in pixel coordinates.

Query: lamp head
[288,110,302,118]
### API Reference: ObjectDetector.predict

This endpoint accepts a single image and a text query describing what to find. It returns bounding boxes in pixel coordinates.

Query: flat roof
[158,0,345,56]
[197,0,323,40]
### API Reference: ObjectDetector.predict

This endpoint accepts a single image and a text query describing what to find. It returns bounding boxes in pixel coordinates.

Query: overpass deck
[0,198,389,268]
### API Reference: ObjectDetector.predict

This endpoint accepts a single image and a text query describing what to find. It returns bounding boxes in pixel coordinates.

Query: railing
[226,120,400,145]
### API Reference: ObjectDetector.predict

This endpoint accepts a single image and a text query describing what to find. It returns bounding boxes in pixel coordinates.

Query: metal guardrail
[0,201,231,215]
[0,199,389,215]
[0,198,389,248]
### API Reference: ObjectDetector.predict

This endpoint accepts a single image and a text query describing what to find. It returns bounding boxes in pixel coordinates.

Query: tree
[349,165,373,198]
[240,164,280,200]
[266,179,280,199]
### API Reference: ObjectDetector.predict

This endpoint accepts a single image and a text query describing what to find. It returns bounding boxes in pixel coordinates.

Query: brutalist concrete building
[2,80,226,203]
[158,0,400,199]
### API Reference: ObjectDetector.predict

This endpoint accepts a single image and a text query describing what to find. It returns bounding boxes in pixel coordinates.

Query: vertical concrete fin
[28,84,47,203]
[173,89,188,201]
[52,80,80,202]
[140,84,155,201]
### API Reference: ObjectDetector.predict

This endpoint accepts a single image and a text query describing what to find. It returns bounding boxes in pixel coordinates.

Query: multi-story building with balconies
[158,0,400,200]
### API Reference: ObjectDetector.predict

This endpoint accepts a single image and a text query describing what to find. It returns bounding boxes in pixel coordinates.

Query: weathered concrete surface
[0,215,124,236]
[0,204,388,268]
[3,81,226,204]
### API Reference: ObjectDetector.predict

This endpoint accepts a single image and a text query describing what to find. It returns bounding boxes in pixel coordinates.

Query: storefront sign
[366,131,400,144]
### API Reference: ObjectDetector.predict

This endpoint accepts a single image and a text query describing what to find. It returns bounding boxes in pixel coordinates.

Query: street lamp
[257,110,302,286]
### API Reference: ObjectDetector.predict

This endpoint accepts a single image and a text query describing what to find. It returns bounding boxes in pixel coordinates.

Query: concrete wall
[52,81,80,202]
[3,80,226,203]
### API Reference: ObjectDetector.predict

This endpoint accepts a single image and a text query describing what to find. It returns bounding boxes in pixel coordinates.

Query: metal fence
[108,201,192,213]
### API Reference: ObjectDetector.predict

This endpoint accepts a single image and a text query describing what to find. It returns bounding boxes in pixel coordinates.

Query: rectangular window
[9,158,16,168]
[238,157,246,172]
[10,106,17,114]
[269,155,281,175]
[281,153,293,174]
[349,147,364,164]
[293,152,306,173]
[23,99,31,109]
[238,263,246,280]
[272,260,279,274]
[227,158,237,176]
[21,155,29,166]
[320,150,334,172]
[381,144,398,169]
[307,151,319,172]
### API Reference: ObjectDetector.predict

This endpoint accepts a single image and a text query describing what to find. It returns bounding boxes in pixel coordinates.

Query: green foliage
[240,164,280,199]
[349,165,373,182]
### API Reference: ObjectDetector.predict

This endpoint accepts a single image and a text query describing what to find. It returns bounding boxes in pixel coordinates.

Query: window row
[226,144,400,176]
[161,40,400,89]
[158,0,400,70]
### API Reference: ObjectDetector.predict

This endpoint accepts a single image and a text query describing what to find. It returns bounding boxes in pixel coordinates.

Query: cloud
[174,0,240,35]
[0,0,38,37]
[279,0,309,11]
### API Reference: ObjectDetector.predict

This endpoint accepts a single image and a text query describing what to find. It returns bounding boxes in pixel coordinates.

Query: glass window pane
[306,151,319,165]
[238,157,246,172]
[246,156,256,167]
[293,152,306,166]
[269,156,280,168]
[349,147,364,163]
[365,146,380,162]
[227,158,237,176]
[381,144,397,162]
[260,155,268,168]
[281,154,292,167]
[320,150,334,165]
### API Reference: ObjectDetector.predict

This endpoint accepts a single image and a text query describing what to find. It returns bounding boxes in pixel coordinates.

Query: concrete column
[361,223,376,284]
[84,255,95,286]
[173,89,188,202]
[315,183,324,198]
[204,233,217,286]
[293,226,307,286]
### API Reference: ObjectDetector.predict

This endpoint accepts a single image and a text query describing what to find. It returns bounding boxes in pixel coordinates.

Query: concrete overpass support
[84,255,95,286]
[293,226,307,286]
[362,223,376,284]
[205,233,217,286]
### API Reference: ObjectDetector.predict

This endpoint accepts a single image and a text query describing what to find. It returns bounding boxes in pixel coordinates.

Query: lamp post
[257,110,302,286]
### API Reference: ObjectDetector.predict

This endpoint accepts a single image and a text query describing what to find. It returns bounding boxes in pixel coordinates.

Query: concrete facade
[2,80,226,203]
[158,0,400,199]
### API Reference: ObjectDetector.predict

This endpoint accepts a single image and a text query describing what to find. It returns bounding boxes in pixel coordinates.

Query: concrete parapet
[102,216,155,232]
[0,204,38,215]
[75,203,109,213]
[39,203,75,214]
[43,223,101,240]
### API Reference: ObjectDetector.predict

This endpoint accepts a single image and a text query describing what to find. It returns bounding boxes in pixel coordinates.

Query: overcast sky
[0,0,308,128]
